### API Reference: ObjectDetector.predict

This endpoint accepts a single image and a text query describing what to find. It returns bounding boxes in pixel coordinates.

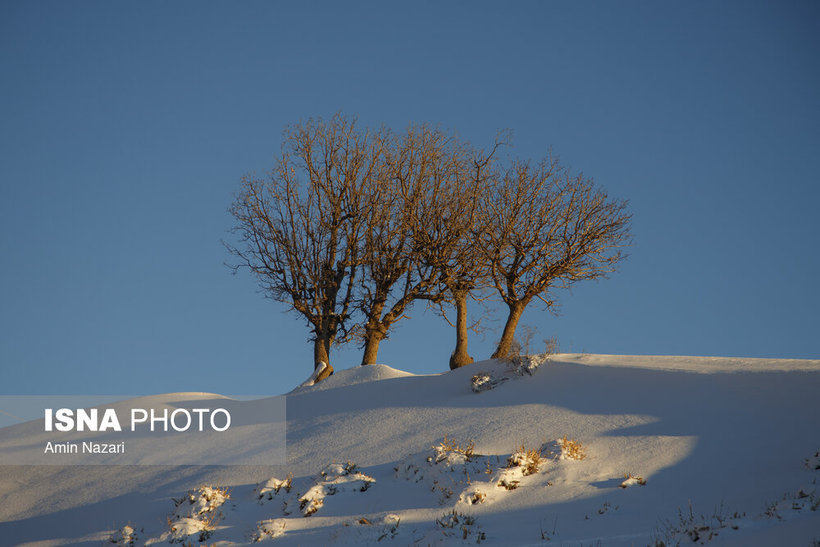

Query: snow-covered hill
[1,354,818,545]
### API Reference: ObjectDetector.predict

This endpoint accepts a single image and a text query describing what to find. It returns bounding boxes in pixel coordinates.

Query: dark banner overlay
[0,394,286,465]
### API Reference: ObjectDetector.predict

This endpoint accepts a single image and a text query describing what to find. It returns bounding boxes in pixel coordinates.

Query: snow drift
[0,354,818,545]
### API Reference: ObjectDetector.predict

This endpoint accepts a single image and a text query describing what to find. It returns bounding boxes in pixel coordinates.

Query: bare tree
[227,114,385,381]
[415,136,506,369]
[480,155,632,360]
[354,124,461,365]
[229,115,631,377]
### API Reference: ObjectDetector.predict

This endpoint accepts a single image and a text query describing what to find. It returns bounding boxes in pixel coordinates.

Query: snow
[292,362,415,393]
[0,353,818,545]
[298,361,329,388]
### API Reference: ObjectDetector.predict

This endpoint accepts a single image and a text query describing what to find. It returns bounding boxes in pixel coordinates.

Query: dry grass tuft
[469,490,487,504]
[557,435,586,460]
[507,444,546,476]
[199,510,221,531]
[433,435,476,461]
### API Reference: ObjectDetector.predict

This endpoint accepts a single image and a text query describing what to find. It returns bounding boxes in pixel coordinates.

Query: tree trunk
[313,336,334,382]
[360,328,384,365]
[492,301,525,360]
[449,290,474,369]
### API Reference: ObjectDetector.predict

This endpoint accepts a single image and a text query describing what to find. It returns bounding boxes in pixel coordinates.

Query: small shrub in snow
[653,501,743,545]
[543,335,559,356]
[509,354,547,376]
[377,514,401,541]
[508,327,556,367]
[471,351,549,393]
[470,373,498,393]
[620,473,646,488]
[166,513,220,543]
[252,518,286,542]
[805,450,820,471]
[497,444,546,490]
[108,524,138,545]
[432,478,456,503]
[554,435,586,461]
[299,494,324,516]
[436,510,485,543]
[539,515,559,541]
[164,485,230,543]
[397,440,496,506]
[497,476,520,491]
[437,509,476,528]
[341,460,359,474]
[171,485,231,517]
[460,488,487,505]
[510,325,541,358]
[338,514,402,543]
[597,500,618,515]
[762,489,820,519]
[434,435,476,462]
[297,461,376,517]
[256,473,292,501]
[507,444,545,476]
[762,499,782,520]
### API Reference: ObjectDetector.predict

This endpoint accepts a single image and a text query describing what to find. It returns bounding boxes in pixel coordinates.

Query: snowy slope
[0,354,818,546]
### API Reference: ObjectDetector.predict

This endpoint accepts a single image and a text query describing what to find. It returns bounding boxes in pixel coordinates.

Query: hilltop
[0,354,818,545]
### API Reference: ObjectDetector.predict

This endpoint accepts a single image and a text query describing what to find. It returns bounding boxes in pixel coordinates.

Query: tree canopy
[227,114,632,382]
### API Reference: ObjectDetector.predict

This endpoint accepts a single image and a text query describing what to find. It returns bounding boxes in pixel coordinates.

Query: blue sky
[1,1,818,395]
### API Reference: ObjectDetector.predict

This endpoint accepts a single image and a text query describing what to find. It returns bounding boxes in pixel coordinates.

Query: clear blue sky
[1,1,818,395]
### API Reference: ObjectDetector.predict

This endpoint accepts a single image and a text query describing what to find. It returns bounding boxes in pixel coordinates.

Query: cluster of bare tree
[227,114,631,383]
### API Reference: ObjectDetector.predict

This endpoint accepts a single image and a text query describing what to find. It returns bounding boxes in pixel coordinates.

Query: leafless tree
[416,135,507,369]
[354,124,461,365]
[226,114,386,381]
[228,115,631,378]
[480,155,632,360]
